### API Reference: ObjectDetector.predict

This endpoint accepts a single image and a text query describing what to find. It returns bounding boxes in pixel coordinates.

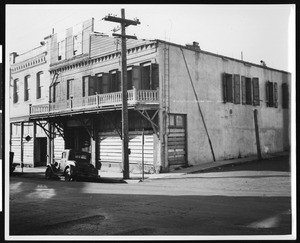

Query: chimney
[186,41,201,51]
[10,52,18,64]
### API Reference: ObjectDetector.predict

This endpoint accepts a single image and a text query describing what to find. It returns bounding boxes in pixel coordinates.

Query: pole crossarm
[112,33,137,39]
[103,15,140,26]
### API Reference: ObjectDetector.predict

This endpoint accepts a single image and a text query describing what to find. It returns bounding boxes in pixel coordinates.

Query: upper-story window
[24,75,31,101]
[58,40,66,61]
[266,81,278,108]
[73,32,82,56]
[36,71,44,99]
[13,79,19,103]
[67,79,74,100]
[223,73,260,106]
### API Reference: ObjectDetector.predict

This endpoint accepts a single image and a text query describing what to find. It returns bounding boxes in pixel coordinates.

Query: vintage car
[45,149,99,181]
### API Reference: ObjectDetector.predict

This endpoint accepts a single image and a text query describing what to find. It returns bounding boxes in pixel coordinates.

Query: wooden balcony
[29,88,159,118]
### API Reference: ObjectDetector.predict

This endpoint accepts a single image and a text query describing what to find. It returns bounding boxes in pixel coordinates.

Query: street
[8,156,292,237]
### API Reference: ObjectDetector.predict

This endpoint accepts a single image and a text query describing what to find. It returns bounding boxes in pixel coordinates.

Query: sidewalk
[11,151,290,182]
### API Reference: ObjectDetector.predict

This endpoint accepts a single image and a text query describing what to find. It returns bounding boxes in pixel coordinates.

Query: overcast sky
[6,4,295,71]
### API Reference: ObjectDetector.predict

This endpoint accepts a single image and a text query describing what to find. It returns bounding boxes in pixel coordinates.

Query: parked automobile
[45,149,99,181]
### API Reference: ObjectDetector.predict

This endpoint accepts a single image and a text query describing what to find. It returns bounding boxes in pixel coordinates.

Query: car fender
[64,161,76,174]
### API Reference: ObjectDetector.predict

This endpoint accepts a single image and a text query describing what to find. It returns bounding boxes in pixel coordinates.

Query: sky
[6,4,295,72]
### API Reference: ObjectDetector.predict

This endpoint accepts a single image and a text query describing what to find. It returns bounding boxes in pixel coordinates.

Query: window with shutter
[282,83,289,109]
[241,76,246,105]
[222,73,227,103]
[274,82,278,108]
[266,81,270,107]
[141,63,151,90]
[110,70,121,92]
[132,66,141,90]
[151,63,159,90]
[234,74,240,104]
[252,77,260,106]
[266,81,277,108]
[82,76,89,97]
[245,77,252,105]
[226,74,233,103]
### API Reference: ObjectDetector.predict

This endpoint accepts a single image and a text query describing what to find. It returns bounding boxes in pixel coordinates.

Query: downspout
[180,47,216,162]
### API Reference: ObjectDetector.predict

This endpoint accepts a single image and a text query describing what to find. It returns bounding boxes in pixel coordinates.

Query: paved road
[8,156,292,238]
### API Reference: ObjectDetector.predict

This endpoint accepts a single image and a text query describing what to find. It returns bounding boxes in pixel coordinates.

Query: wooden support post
[20,122,24,172]
[254,109,262,160]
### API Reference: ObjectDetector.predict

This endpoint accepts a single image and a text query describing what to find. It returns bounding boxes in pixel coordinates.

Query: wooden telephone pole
[104,9,140,179]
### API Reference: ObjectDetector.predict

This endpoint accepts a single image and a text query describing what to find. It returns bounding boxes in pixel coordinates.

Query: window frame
[13,79,19,103]
[169,114,186,129]
[67,79,74,100]
[36,71,43,99]
[24,75,31,101]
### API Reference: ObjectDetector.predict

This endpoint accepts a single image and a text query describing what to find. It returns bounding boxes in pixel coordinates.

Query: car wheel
[45,167,53,179]
[64,166,73,181]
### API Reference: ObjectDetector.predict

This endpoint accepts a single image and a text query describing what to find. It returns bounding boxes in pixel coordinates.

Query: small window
[266,81,278,108]
[169,114,185,128]
[24,75,31,101]
[73,32,82,56]
[282,83,289,109]
[58,40,65,61]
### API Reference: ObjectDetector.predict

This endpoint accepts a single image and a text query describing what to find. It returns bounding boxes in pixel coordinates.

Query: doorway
[35,137,47,166]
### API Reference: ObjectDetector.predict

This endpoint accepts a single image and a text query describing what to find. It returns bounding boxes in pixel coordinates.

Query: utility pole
[104,9,140,179]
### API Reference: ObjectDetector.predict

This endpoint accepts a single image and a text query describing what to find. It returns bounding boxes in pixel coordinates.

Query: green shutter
[234,74,240,104]
[252,78,260,106]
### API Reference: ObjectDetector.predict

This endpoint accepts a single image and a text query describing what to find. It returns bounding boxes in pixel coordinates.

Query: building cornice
[49,42,157,74]
[11,52,47,74]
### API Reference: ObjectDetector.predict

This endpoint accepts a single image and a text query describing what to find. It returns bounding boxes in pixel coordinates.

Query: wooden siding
[54,136,65,160]
[168,128,186,166]
[97,131,154,165]
[11,137,21,162]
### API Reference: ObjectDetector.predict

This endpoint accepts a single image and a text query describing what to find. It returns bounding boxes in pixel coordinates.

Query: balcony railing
[29,88,159,116]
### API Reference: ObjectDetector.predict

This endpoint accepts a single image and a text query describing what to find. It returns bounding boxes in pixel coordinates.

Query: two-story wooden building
[9,38,64,167]
[22,18,291,173]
